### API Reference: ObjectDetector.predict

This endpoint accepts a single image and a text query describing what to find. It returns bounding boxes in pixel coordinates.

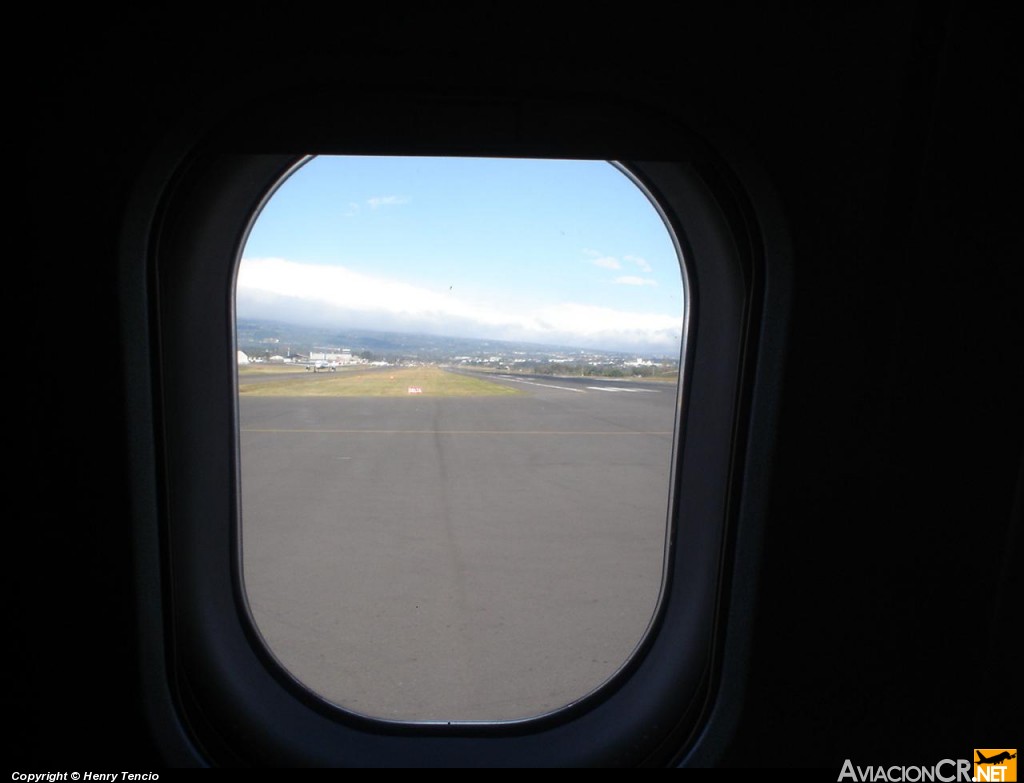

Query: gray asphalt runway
[239,370,679,722]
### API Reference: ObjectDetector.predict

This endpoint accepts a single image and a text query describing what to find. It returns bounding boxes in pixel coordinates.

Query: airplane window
[234,156,687,722]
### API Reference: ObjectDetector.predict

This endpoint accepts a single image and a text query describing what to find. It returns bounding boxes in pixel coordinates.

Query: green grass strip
[239,365,522,397]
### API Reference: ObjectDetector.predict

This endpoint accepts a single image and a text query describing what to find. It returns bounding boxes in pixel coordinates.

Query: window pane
[236,156,685,722]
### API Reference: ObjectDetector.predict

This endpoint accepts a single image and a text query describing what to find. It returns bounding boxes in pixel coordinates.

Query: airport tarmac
[239,371,679,722]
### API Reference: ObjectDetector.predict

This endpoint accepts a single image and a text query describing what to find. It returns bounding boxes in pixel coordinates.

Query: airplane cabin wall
[19,3,1021,767]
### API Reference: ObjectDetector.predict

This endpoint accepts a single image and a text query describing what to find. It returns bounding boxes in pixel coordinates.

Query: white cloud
[625,255,653,273]
[236,257,681,353]
[591,256,622,270]
[367,195,408,209]
[614,276,658,287]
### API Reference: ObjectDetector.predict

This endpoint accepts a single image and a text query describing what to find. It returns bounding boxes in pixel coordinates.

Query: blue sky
[237,156,685,355]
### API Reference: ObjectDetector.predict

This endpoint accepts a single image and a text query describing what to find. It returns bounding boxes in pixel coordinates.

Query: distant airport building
[237,351,250,365]
[310,349,363,365]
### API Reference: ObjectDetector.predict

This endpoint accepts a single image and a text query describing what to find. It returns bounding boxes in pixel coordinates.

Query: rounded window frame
[123,95,785,767]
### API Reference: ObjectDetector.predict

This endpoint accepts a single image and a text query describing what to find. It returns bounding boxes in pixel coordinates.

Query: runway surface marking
[491,376,586,392]
[585,386,661,393]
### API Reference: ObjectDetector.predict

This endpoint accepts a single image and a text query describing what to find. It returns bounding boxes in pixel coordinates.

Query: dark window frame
[120,91,790,767]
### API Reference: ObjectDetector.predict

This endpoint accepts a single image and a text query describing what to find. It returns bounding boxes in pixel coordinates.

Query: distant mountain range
[236,318,676,362]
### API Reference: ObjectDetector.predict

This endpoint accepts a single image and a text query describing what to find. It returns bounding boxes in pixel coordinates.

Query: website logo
[838,759,972,781]
[974,750,1017,782]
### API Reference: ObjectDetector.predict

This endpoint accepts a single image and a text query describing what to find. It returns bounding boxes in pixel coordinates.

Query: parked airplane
[305,360,338,372]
